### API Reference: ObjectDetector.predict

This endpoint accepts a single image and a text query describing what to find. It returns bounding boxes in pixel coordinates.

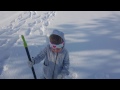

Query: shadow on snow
[1,13,120,79]
[56,14,120,79]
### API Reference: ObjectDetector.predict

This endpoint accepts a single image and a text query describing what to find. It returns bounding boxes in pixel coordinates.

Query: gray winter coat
[33,30,70,79]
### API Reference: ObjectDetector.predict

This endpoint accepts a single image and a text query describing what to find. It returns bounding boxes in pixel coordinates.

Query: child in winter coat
[28,29,70,79]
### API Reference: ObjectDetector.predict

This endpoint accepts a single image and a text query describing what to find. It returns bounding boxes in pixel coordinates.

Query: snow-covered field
[0,11,120,79]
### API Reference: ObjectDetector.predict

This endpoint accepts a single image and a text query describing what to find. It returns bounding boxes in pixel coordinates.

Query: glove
[28,60,34,68]
[57,73,65,79]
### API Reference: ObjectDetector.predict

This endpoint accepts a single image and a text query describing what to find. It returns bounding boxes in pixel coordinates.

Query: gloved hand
[28,60,34,68]
[57,73,66,79]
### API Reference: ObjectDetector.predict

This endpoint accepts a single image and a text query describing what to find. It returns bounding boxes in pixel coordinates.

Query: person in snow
[28,29,70,79]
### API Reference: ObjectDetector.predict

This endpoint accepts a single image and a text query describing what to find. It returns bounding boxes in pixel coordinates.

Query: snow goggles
[50,42,64,49]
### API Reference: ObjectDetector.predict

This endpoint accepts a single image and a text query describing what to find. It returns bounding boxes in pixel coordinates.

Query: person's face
[51,48,62,53]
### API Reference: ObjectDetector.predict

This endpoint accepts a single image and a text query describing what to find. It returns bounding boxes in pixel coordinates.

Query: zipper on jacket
[52,53,58,79]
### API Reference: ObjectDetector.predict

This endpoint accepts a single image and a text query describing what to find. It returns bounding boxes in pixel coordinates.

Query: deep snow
[0,11,120,79]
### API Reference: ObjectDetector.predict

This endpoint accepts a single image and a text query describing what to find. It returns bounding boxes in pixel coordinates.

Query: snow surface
[0,11,120,79]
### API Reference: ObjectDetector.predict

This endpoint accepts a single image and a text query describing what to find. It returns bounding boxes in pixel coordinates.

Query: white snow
[0,11,120,79]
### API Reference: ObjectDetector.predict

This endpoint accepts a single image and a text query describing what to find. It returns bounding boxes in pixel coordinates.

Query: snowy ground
[0,11,120,79]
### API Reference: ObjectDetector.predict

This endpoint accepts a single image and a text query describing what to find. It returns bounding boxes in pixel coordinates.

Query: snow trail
[0,11,57,78]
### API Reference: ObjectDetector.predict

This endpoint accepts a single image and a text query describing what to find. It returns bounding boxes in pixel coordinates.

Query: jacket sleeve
[61,50,70,75]
[32,46,47,64]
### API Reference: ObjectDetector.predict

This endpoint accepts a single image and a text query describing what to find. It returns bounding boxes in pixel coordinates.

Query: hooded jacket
[33,29,70,79]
